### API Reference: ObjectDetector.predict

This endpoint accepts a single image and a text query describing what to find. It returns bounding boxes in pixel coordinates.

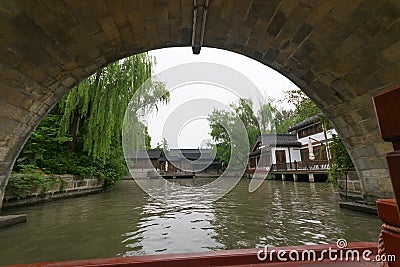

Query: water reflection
[0,179,381,265]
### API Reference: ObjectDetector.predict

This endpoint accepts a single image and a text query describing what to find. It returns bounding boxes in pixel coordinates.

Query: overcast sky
[146,47,300,149]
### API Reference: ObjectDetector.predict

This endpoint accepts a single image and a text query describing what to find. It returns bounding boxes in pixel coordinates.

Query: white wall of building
[290,148,302,162]
[271,147,301,164]
[258,125,338,166]
[297,129,337,146]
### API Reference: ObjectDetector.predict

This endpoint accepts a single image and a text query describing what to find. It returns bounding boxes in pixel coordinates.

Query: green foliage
[14,109,71,169]
[265,173,275,180]
[156,137,169,155]
[284,89,319,123]
[329,135,354,186]
[16,135,126,185]
[59,54,167,160]
[233,99,260,147]
[59,178,68,192]
[274,109,295,134]
[14,99,127,186]
[209,109,232,163]
[258,98,277,134]
[208,98,260,164]
[13,53,168,190]
[7,172,55,199]
[257,89,319,135]
[144,127,152,150]
[15,112,65,172]
[330,136,354,169]
[258,97,295,134]
[96,144,129,187]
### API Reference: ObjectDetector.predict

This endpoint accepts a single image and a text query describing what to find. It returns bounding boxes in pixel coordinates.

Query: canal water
[0,179,381,265]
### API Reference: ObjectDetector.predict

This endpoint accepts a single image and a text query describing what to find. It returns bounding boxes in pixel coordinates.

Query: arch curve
[0,0,399,207]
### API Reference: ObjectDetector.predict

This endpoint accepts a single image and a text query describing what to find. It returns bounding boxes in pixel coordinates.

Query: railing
[158,170,195,177]
[271,160,330,172]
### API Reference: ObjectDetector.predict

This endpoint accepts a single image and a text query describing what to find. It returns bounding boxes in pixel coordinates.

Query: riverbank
[1,175,106,229]
[3,174,106,210]
[2,186,105,210]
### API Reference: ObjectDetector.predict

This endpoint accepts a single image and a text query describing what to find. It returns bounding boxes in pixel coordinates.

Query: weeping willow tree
[59,53,169,161]
[11,53,168,188]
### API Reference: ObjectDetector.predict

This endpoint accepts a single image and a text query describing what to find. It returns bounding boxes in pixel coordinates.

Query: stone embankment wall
[336,171,365,202]
[3,174,104,209]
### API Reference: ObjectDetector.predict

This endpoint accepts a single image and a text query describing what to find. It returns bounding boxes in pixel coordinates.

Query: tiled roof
[260,134,302,147]
[135,149,163,159]
[147,149,163,159]
[250,134,301,154]
[249,134,301,156]
[135,148,218,162]
[287,114,321,132]
[169,149,215,160]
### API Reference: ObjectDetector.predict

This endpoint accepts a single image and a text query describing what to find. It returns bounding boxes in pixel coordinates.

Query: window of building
[313,144,328,161]
[297,123,323,138]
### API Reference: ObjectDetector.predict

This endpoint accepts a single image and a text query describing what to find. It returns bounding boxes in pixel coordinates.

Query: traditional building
[287,114,337,164]
[248,134,302,170]
[160,149,222,174]
[134,149,163,170]
[131,148,222,178]
[248,114,336,175]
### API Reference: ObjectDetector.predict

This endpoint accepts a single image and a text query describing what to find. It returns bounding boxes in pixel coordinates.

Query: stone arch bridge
[0,0,399,208]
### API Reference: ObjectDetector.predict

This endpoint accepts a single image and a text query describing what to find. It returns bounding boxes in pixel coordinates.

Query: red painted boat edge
[4,242,378,267]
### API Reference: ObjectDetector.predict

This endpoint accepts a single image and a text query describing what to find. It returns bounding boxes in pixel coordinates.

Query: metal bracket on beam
[191,0,209,54]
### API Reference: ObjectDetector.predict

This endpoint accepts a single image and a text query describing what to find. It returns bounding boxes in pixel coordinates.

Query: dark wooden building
[160,149,222,174]
[133,148,222,175]
[134,149,163,170]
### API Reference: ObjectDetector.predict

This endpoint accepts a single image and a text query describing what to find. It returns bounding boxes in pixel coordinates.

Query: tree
[257,89,319,134]
[329,135,354,170]
[329,134,355,186]
[257,97,297,134]
[257,97,276,134]
[144,127,152,150]
[59,53,169,161]
[13,107,71,172]
[209,109,233,164]
[14,53,169,186]
[284,89,319,123]
[273,108,294,134]
[208,98,260,164]
[156,138,169,153]
[233,99,260,149]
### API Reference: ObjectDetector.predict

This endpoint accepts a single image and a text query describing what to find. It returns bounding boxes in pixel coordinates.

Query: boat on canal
[4,242,381,267]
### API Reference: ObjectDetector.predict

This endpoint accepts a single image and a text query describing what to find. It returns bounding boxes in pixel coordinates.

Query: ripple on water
[0,179,382,266]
